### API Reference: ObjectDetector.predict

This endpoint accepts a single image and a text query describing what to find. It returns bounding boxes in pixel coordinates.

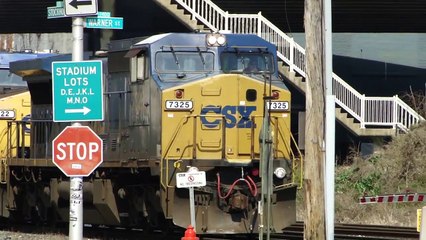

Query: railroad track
[281,222,419,240]
[0,221,419,239]
[197,222,419,240]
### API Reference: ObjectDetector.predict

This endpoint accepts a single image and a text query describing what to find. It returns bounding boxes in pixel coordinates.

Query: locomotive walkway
[154,0,425,137]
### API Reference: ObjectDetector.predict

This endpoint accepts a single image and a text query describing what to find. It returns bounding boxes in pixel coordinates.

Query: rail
[172,0,425,132]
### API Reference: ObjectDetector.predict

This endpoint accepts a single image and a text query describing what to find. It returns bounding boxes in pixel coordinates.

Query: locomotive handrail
[247,114,302,188]
[250,114,301,188]
[161,113,301,189]
[161,114,227,189]
[171,0,425,132]
[6,121,27,161]
[161,115,192,189]
[270,116,304,189]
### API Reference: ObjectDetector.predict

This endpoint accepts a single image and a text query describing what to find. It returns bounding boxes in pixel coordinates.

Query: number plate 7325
[165,100,193,110]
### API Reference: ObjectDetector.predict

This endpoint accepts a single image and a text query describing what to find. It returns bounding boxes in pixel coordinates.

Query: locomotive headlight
[216,35,226,45]
[206,33,226,46]
[207,35,217,46]
[274,167,286,179]
[188,166,199,172]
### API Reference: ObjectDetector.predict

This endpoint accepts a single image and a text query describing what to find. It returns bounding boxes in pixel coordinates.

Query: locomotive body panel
[161,74,293,162]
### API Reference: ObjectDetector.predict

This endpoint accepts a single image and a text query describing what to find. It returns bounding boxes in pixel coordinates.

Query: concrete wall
[0,33,74,53]
[293,33,426,69]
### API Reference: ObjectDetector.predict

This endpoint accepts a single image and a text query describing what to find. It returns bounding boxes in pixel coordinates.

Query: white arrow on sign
[64,0,97,16]
[69,0,93,9]
[65,106,91,115]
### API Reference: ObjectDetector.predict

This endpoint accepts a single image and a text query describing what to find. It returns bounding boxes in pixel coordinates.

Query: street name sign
[52,60,103,122]
[47,1,66,19]
[47,7,65,19]
[52,126,103,177]
[176,171,206,188]
[85,16,124,29]
[97,11,111,17]
[64,0,98,17]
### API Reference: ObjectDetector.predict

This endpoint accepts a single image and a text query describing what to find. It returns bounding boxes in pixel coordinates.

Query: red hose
[217,173,258,199]
[246,175,258,197]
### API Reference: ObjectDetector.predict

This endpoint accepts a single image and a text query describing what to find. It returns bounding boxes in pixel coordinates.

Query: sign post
[176,167,206,230]
[70,14,85,240]
[50,1,100,238]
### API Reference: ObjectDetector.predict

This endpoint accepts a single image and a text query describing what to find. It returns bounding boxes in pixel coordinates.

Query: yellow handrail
[275,118,304,189]
[160,113,303,190]
[160,115,191,190]
[161,114,225,189]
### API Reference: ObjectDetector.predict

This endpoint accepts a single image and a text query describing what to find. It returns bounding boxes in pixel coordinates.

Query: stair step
[153,0,204,31]
[278,64,306,93]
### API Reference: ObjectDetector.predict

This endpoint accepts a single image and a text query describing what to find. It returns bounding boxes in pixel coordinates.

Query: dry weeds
[297,121,426,227]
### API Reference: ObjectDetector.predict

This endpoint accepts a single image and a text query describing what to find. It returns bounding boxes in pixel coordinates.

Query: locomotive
[6,32,302,234]
[0,51,57,181]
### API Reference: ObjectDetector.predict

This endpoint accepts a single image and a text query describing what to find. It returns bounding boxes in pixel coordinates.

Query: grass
[333,121,426,227]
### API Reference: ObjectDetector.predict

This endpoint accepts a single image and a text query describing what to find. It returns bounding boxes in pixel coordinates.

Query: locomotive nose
[161,74,291,163]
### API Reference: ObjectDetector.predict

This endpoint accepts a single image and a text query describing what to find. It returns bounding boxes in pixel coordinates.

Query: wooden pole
[304,0,326,239]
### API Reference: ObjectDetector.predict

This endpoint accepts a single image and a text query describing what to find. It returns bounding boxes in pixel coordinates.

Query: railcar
[5,33,302,234]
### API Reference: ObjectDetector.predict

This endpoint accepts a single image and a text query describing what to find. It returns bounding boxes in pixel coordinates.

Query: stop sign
[52,126,103,177]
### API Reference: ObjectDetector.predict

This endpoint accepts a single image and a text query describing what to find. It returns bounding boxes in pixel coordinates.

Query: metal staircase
[154,0,425,136]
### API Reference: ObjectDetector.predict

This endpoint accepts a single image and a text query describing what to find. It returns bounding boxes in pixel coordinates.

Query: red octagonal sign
[52,126,103,177]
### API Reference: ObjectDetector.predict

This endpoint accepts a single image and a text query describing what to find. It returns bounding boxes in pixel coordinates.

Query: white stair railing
[173,0,425,132]
[333,74,423,132]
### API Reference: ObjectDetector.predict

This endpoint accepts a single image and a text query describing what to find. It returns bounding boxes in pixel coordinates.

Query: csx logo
[200,105,256,128]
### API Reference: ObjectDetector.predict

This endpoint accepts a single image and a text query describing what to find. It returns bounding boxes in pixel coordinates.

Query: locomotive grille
[99,135,118,152]
[110,139,118,152]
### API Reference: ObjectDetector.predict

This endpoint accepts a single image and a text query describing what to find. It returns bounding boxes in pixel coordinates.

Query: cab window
[220,52,274,74]
[0,70,26,86]
[131,52,150,82]
[155,51,214,73]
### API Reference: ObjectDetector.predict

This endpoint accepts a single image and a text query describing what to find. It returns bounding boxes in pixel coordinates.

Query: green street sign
[97,11,110,17]
[52,60,103,122]
[85,16,124,29]
[47,1,66,19]
[47,6,65,19]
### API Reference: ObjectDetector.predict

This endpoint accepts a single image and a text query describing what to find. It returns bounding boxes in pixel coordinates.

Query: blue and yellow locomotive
[6,32,302,234]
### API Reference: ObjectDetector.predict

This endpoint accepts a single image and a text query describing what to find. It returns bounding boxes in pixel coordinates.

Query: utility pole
[69,17,84,240]
[303,0,329,238]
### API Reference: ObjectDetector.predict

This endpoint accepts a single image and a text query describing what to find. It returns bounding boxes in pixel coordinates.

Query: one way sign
[64,0,98,17]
